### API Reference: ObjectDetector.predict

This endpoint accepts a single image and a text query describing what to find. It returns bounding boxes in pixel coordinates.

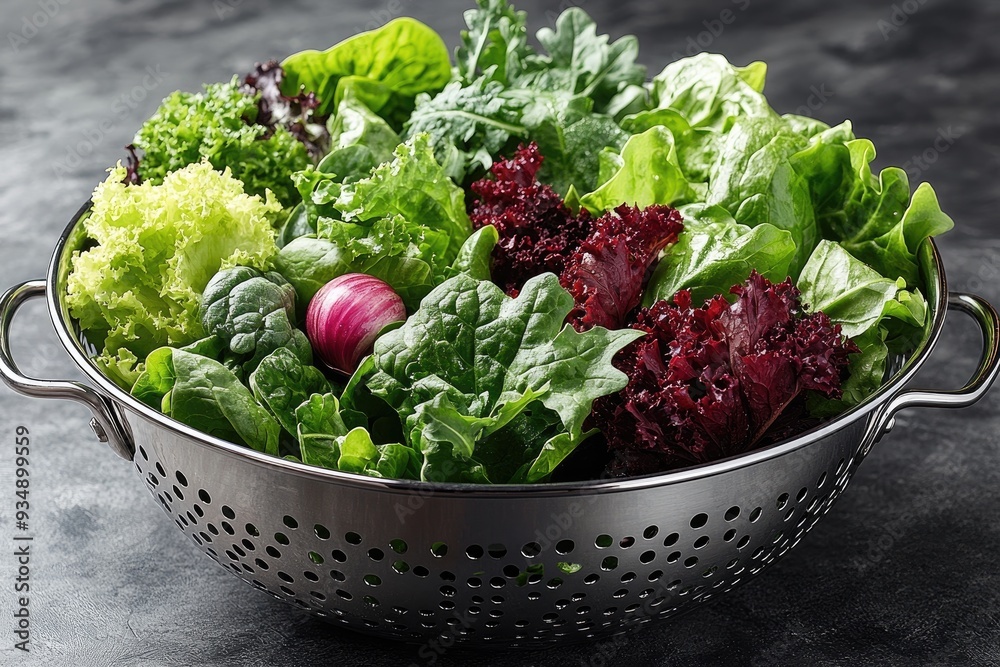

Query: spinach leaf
[249,348,332,436]
[280,18,451,124]
[456,0,533,86]
[364,272,642,483]
[132,347,281,455]
[199,267,312,378]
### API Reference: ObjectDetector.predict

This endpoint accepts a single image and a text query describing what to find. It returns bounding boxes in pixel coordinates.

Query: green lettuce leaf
[650,53,775,130]
[364,272,642,483]
[645,211,796,306]
[280,18,452,124]
[456,0,533,86]
[334,134,473,262]
[580,126,695,213]
[66,162,281,389]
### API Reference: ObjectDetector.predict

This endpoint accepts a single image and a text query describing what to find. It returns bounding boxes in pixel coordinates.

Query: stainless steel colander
[1,203,998,647]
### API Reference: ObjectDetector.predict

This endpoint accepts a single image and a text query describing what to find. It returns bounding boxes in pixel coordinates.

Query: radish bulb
[306,274,406,374]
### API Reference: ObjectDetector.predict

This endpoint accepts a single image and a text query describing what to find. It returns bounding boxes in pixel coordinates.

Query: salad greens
[65,0,956,483]
[66,162,281,388]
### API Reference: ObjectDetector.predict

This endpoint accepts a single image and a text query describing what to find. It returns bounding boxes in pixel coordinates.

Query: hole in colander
[619,537,635,549]
[724,529,737,542]
[221,522,234,535]
[147,474,158,488]
[277,571,294,583]
[684,557,699,568]
[331,549,346,563]
[620,571,636,583]
[282,515,298,529]
[817,471,828,488]
[613,588,628,599]
[601,556,618,571]
[175,471,188,487]
[556,540,574,555]
[547,578,563,589]
[365,575,383,587]
[690,513,709,529]
[336,589,352,601]
[648,569,663,582]
[265,546,281,558]
[467,577,482,588]
[308,551,324,565]
[503,565,520,578]
[389,539,407,554]
[431,542,448,558]
[796,487,809,503]
[413,566,429,577]
[345,532,362,545]
[207,524,219,536]
[737,535,751,550]
[490,577,506,589]
[275,533,289,546]
[439,600,455,611]
[392,560,409,574]
[639,551,655,564]
[198,489,210,504]
[488,544,507,559]
[245,523,259,537]
[662,532,679,548]
[584,574,600,585]
[314,524,330,540]
[303,570,319,582]
[439,584,456,596]
[155,462,166,478]
[279,586,294,596]
[595,534,613,548]
[254,558,269,570]
[776,493,790,509]
[310,590,326,601]
[749,507,763,522]
[221,505,235,520]
[694,536,710,549]
[440,571,456,582]
[466,545,484,559]
[527,592,540,601]
[330,570,346,582]
[666,551,681,563]
[368,548,384,561]
[643,525,659,540]
[522,542,542,558]
[724,506,741,521]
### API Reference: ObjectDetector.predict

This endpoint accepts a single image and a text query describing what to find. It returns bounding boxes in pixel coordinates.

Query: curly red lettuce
[561,204,683,331]
[469,143,592,295]
[595,270,858,477]
[242,60,330,159]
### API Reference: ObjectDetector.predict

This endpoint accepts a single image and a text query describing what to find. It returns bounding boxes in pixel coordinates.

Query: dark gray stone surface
[1,0,999,665]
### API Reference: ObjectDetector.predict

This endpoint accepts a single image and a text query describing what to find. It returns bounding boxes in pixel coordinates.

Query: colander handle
[871,292,1000,441]
[0,280,134,461]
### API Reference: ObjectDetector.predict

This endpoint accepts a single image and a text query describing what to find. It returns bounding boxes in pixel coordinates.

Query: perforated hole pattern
[129,408,871,648]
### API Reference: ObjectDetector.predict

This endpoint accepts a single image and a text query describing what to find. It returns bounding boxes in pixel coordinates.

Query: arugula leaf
[280,18,451,124]
[364,273,642,483]
[525,8,645,112]
[456,0,533,86]
[132,347,282,456]
[645,213,796,306]
[580,126,694,213]
[403,78,528,182]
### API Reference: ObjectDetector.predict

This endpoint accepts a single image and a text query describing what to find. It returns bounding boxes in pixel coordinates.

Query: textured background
[1,0,1000,665]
